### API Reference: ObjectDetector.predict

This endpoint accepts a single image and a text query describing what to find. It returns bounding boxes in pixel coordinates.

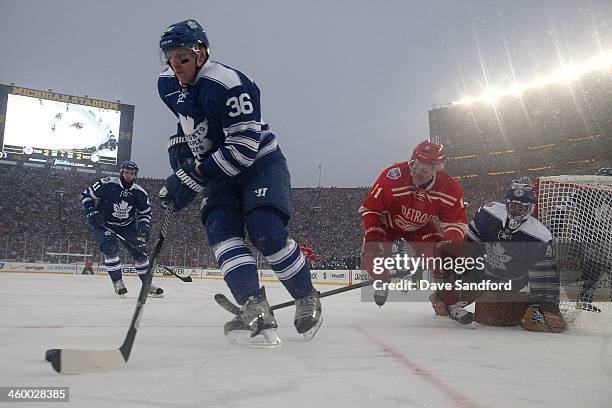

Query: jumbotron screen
[0,84,134,170]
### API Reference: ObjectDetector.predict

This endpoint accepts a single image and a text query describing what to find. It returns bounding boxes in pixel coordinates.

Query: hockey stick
[103,226,192,282]
[273,279,375,310]
[45,204,174,375]
[215,278,377,315]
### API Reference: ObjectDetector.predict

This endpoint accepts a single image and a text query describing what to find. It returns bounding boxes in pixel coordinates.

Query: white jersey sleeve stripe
[428,195,455,206]
[225,136,259,152]
[212,151,240,177]
[226,145,255,167]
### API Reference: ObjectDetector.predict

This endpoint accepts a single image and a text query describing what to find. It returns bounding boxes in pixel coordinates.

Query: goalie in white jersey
[463,179,566,333]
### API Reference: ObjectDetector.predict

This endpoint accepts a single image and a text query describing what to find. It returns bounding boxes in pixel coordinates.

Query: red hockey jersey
[360,162,468,243]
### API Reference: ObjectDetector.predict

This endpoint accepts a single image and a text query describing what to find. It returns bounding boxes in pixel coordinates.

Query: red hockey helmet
[411,140,446,166]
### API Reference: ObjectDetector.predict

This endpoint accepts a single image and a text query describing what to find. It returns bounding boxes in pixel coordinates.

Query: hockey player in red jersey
[359,140,473,326]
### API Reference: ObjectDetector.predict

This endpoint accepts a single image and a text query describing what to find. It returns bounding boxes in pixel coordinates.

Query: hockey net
[537,175,612,331]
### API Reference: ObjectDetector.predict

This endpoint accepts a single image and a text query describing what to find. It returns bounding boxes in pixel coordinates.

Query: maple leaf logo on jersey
[178,113,213,158]
[484,242,512,271]
[112,200,132,220]
[179,113,207,137]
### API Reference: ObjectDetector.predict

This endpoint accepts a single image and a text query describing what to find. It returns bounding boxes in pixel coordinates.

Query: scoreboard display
[0,84,134,171]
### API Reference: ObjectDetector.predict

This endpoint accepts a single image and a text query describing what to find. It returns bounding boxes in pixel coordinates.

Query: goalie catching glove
[159,159,208,211]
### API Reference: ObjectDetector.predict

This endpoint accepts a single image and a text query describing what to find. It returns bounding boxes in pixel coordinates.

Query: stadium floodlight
[452,51,612,106]
[510,83,526,97]
[550,66,579,83]
[479,88,501,104]
[525,77,548,89]
[454,96,474,106]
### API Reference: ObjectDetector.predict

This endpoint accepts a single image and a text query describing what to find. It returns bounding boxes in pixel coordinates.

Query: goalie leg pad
[429,291,448,316]
[475,301,530,326]
[521,304,566,333]
[473,291,531,326]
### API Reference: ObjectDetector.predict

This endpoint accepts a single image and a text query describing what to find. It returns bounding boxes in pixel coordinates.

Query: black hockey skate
[374,286,389,307]
[147,283,164,298]
[294,289,323,341]
[113,279,127,297]
[373,276,389,307]
[224,287,281,348]
[444,302,477,328]
[576,301,601,313]
[577,291,601,313]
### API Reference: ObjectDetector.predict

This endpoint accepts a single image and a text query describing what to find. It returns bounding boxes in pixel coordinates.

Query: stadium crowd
[0,164,368,270]
[0,126,606,269]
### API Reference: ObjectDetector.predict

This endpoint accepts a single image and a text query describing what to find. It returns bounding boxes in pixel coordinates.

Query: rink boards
[0,261,369,286]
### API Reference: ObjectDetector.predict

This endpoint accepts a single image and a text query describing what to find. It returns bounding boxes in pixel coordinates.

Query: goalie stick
[45,204,174,375]
[103,226,192,283]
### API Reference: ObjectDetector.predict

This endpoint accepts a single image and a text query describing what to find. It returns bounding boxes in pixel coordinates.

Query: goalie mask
[505,182,536,230]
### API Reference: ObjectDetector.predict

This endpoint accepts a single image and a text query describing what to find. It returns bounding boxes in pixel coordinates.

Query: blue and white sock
[105,255,122,282]
[215,237,259,305]
[267,238,313,299]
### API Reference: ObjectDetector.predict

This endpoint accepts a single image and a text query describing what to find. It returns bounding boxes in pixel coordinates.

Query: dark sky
[2,0,612,186]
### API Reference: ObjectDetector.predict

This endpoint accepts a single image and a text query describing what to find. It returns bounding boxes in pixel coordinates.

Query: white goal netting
[537,175,612,331]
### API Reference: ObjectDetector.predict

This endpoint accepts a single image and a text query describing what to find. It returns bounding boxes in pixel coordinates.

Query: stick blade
[214,293,241,315]
[45,348,127,375]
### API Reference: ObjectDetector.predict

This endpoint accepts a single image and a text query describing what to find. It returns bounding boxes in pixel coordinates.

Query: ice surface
[0,273,610,408]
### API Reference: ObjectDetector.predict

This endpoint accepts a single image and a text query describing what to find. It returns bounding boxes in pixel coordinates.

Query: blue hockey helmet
[120,161,139,174]
[160,20,209,54]
[596,167,612,176]
[505,181,536,229]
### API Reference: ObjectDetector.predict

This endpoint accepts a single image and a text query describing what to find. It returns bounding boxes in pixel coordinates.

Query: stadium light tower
[453,51,612,106]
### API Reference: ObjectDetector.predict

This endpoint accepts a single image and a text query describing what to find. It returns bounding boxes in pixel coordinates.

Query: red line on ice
[355,327,479,408]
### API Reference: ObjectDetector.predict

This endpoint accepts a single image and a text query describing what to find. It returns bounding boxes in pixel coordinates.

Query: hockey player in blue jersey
[464,180,566,333]
[156,19,321,345]
[81,161,163,297]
